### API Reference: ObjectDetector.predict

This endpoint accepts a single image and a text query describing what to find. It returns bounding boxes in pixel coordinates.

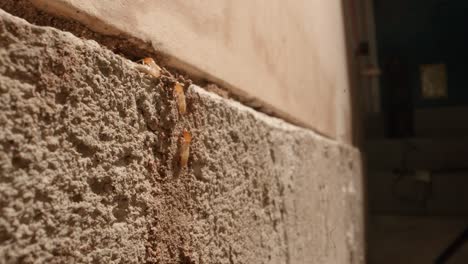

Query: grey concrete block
[0,9,363,263]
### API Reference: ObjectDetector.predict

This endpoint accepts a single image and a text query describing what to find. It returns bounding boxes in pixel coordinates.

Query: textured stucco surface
[0,9,364,264]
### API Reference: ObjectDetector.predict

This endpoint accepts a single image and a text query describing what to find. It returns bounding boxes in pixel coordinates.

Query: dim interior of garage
[353,0,468,263]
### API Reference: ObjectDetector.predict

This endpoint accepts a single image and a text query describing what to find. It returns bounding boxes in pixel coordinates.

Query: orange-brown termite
[180,130,191,167]
[173,82,186,115]
[135,57,161,78]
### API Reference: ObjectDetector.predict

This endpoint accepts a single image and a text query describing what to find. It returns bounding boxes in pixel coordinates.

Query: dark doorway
[347,0,468,263]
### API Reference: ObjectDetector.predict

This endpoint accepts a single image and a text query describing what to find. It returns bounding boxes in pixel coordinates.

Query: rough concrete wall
[0,9,364,264]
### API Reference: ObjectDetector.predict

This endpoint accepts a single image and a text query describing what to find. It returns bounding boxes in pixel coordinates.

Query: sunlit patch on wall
[420,64,447,99]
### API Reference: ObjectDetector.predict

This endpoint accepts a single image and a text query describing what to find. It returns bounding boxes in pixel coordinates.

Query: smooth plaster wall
[0,10,364,264]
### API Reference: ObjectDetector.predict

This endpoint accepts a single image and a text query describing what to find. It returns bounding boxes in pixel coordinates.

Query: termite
[173,82,186,115]
[180,130,191,167]
[135,57,161,78]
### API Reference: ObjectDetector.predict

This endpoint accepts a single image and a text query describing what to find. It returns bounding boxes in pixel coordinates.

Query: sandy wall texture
[0,9,364,264]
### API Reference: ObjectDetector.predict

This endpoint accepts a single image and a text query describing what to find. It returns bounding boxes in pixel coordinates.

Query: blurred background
[344,0,468,263]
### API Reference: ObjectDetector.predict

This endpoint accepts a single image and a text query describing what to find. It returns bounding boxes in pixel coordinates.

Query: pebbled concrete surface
[0,9,364,264]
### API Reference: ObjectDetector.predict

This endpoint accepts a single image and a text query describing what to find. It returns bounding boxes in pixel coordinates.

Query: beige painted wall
[30,0,352,142]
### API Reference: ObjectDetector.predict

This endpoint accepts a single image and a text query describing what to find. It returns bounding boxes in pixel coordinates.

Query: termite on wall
[180,130,191,167]
[173,82,186,115]
[135,57,161,78]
